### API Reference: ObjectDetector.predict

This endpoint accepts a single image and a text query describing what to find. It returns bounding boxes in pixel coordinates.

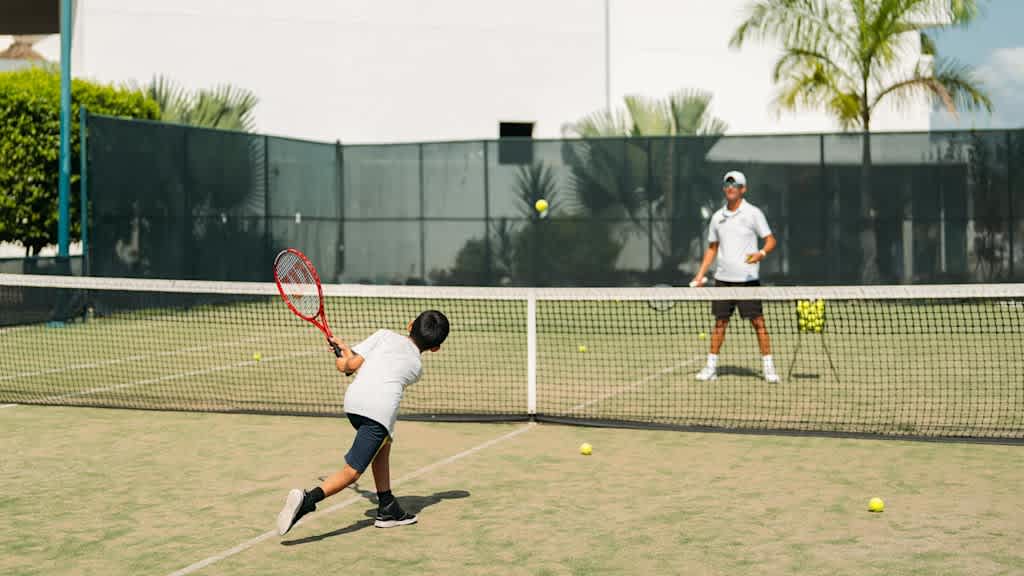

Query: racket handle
[329,340,343,358]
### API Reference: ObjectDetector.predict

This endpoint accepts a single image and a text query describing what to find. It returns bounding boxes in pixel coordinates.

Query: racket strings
[275,252,321,318]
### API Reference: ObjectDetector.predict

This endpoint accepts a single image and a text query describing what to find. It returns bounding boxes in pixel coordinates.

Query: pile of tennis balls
[796,299,826,333]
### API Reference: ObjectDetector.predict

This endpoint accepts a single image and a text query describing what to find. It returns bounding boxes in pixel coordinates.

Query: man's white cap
[723,170,747,186]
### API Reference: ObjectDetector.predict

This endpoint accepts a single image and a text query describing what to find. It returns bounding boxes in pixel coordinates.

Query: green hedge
[0,66,160,254]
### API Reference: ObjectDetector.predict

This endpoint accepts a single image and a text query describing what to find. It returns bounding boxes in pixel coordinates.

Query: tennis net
[2,274,1022,439]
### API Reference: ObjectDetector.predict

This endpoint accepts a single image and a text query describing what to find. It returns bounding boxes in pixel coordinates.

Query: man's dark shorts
[344,413,390,473]
[711,279,764,320]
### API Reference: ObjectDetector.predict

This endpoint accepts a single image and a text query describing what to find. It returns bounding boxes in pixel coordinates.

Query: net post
[527,289,537,416]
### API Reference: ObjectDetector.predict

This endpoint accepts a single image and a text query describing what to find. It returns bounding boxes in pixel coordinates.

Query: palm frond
[184,84,259,131]
[733,0,988,132]
[730,0,860,67]
[870,57,991,117]
[623,95,671,136]
[564,108,629,138]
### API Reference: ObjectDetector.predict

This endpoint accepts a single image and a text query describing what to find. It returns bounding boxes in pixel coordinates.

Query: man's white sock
[763,355,775,370]
[707,353,718,368]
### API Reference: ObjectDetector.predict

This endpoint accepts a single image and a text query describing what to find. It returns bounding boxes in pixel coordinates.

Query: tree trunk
[859,122,880,283]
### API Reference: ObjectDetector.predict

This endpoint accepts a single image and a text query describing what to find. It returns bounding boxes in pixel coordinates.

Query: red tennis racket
[273,248,343,357]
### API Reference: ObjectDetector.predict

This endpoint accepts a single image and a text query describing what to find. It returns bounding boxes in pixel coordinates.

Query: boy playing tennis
[276,310,450,536]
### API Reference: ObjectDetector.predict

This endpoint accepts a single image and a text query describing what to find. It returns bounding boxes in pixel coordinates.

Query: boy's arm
[329,337,365,376]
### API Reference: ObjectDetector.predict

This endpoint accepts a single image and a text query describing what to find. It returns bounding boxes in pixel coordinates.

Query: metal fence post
[1008,131,1015,279]
[483,141,493,286]
[79,106,88,275]
[419,142,425,281]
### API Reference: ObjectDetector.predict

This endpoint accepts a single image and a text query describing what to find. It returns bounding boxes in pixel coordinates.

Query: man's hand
[745,250,766,264]
[689,275,707,288]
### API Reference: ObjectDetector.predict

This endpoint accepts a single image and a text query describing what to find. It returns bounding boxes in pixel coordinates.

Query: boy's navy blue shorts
[344,413,390,473]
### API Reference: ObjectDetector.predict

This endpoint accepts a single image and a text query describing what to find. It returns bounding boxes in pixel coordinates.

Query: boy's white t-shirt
[344,329,423,434]
[707,199,772,282]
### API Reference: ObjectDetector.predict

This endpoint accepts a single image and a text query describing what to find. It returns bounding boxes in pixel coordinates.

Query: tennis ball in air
[535,199,549,213]
[578,345,588,353]
[579,443,593,456]
[252,352,262,362]
[699,332,707,340]
[868,497,884,513]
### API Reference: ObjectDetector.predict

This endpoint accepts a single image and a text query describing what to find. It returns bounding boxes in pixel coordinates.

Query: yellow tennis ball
[579,443,592,455]
[252,352,262,362]
[577,345,587,353]
[535,199,549,213]
[699,332,707,340]
[868,497,884,512]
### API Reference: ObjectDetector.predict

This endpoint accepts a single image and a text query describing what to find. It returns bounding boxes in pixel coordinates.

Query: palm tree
[562,89,728,279]
[730,0,991,282]
[130,75,259,132]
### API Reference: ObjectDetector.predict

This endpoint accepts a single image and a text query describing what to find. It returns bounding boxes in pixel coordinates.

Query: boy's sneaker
[375,499,418,528]
[277,489,316,536]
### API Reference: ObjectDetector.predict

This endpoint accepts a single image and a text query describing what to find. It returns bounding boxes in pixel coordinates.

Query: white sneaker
[695,365,717,381]
[764,368,780,383]
[276,489,308,536]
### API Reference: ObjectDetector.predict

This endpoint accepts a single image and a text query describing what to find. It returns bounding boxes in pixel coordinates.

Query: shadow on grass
[716,365,762,379]
[281,487,470,545]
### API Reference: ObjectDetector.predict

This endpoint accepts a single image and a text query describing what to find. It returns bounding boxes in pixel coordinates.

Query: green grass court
[2,405,1023,575]
[1,291,1022,574]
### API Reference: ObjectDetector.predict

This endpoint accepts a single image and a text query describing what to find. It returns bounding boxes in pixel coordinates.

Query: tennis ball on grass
[868,497,884,513]
[699,332,707,340]
[579,443,593,456]
[535,199,549,213]
[578,345,588,353]
[252,352,262,362]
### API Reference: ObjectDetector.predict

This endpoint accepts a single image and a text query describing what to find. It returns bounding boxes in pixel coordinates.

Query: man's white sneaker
[695,365,717,381]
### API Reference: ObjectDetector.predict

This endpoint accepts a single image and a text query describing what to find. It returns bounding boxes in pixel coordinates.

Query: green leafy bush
[0,67,159,254]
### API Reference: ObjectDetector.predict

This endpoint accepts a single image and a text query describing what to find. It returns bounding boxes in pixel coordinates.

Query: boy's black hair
[410,310,449,351]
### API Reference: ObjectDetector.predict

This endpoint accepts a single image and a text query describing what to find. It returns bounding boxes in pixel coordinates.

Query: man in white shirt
[277,310,450,536]
[692,170,779,383]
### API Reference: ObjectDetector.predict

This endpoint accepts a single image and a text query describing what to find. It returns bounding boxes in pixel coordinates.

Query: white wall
[6,0,929,143]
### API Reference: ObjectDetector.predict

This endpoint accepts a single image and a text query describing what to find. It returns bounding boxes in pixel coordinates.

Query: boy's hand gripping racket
[273,248,343,357]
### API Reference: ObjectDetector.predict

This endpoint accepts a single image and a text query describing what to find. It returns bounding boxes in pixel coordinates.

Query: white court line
[167,422,536,576]
[5,347,322,407]
[0,336,263,384]
[568,355,705,413]
[40,348,322,403]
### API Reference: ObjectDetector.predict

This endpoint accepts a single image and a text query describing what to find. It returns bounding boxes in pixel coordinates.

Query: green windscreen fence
[86,115,1024,286]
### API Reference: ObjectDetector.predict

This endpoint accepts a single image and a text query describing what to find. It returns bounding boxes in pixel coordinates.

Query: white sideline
[0,336,263,383]
[166,423,536,576]
[3,347,321,407]
[569,355,705,412]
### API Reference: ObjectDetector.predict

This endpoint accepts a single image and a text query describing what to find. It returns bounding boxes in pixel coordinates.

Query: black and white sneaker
[374,500,417,528]
[277,489,316,536]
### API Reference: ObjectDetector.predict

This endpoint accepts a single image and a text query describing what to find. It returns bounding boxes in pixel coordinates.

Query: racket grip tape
[329,340,343,358]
